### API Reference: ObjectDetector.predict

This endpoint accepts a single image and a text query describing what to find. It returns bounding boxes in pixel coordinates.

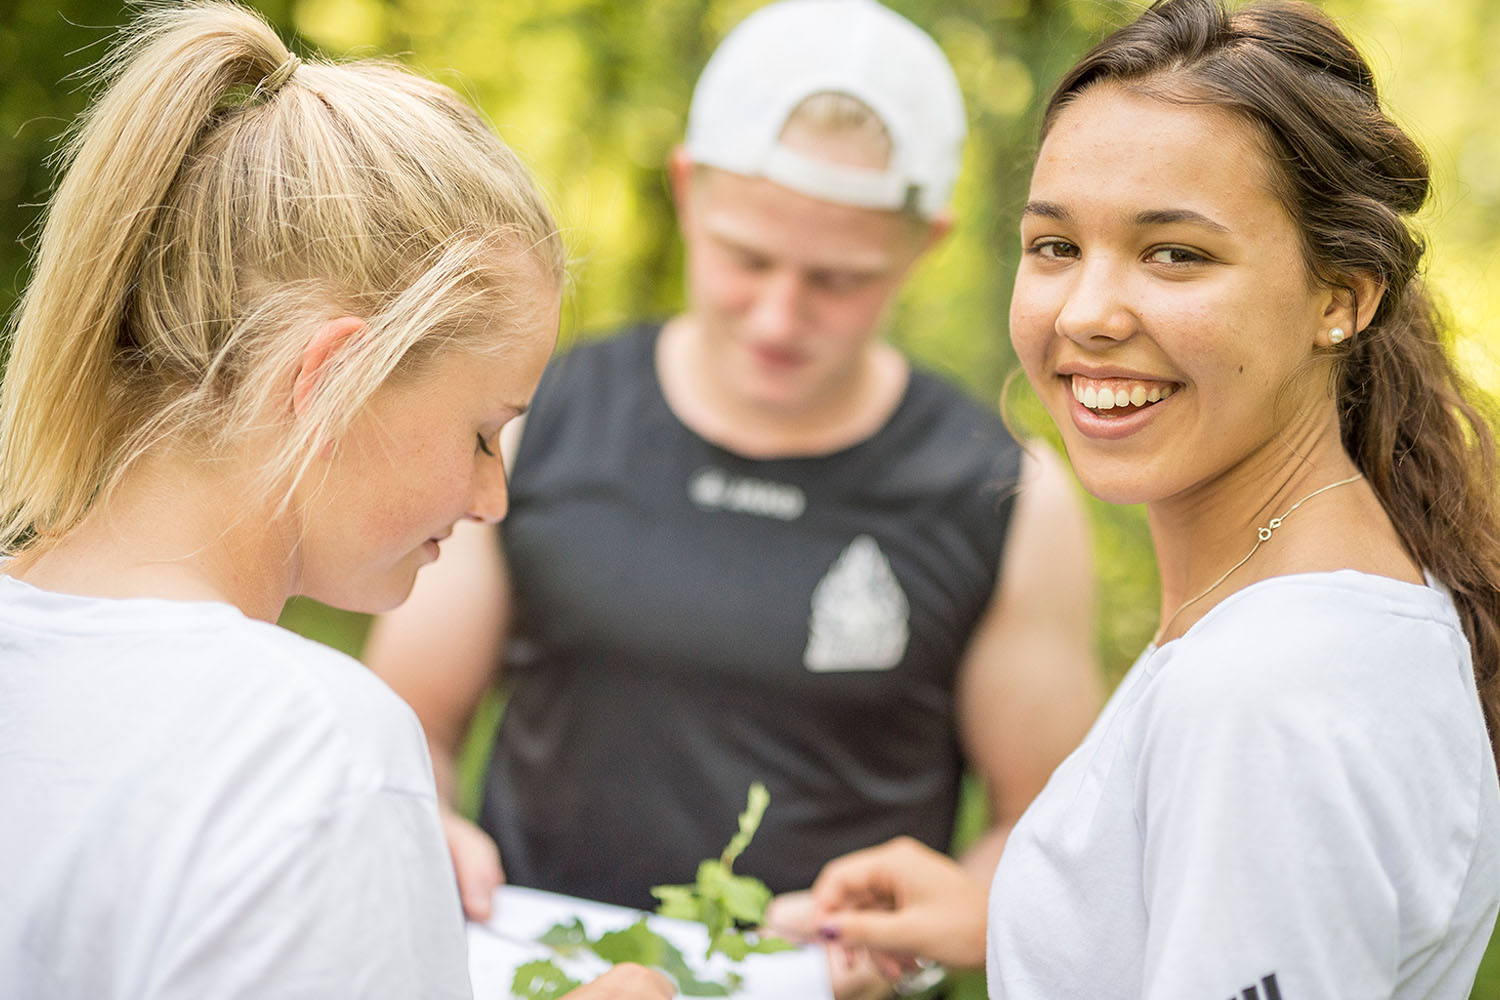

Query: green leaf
[591,918,667,968]
[654,942,732,996]
[695,858,729,893]
[714,931,750,962]
[741,933,799,955]
[537,918,590,954]
[650,884,700,921]
[720,874,772,923]
[511,958,580,1000]
[571,917,735,997]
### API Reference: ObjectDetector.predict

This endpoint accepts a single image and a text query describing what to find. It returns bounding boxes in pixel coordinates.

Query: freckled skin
[293,285,560,614]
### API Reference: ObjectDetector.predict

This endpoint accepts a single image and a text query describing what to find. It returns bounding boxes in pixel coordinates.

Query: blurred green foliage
[6,0,1500,995]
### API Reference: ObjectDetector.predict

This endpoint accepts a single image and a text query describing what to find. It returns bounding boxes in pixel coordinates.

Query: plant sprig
[651,782,796,961]
[512,783,793,999]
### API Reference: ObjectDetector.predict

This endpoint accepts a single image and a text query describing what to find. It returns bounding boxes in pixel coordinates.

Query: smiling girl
[809,0,1500,996]
[0,4,669,998]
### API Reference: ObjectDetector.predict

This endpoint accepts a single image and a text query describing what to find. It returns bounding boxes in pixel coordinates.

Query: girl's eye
[476,433,497,457]
[1147,246,1206,265]
[1027,238,1080,260]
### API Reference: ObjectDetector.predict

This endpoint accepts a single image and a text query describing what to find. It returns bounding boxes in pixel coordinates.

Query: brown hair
[1041,0,1500,743]
[0,2,563,554]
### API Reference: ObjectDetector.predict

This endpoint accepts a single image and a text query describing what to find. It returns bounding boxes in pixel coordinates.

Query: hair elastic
[261,53,301,96]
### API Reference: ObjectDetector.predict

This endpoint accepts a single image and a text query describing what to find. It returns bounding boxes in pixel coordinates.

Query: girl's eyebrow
[1133,207,1231,233]
[1022,200,1232,235]
[1021,200,1069,221]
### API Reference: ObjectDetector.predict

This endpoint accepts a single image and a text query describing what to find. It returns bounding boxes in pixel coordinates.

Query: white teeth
[1070,375,1176,412]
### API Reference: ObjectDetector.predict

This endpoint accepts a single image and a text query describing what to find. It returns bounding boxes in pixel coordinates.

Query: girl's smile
[1010,82,1341,509]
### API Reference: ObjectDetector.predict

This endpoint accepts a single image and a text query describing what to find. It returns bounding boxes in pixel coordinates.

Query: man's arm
[954,441,1102,881]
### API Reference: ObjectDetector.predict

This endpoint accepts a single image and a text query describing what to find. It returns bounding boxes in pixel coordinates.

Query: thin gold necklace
[1152,472,1364,645]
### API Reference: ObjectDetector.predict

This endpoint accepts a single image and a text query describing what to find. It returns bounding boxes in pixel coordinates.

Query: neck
[656,315,908,458]
[1147,414,1364,642]
[14,448,296,622]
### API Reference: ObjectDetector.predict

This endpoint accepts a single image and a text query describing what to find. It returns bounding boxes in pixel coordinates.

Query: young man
[367,0,1099,991]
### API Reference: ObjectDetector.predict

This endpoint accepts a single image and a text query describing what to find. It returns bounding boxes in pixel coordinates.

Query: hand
[565,963,676,998]
[441,806,505,921]
[810,837,988,971]
[765,891,894,1000]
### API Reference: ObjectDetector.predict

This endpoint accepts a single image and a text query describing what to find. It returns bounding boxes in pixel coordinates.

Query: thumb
[459,867,496,922]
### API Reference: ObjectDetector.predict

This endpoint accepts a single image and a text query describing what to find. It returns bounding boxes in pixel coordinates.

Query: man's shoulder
[904,366,1011,437]
[886,365,1020,478]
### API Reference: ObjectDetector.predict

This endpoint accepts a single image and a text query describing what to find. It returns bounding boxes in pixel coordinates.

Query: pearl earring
[1329,327,1346,345]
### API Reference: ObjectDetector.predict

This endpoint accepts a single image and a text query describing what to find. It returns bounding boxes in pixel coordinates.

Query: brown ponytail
[1339,284,1500,736]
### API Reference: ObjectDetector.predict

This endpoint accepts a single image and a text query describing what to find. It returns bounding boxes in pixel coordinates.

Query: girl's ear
[1322,273,1387,340]
[292,316,367,416]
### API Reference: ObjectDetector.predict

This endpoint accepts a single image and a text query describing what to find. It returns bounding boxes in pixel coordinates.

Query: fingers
[568,963,676,998]
[810,837,988,970]
[826,942,898,1000]
[810,836,935,915]
[763,890,817,940]
[441,808,503,921]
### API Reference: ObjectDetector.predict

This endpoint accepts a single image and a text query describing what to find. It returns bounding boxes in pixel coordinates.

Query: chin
[1068,459,1161,508]
[305,572,417,617]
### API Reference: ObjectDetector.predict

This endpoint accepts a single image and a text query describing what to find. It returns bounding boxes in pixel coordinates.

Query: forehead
[691,165,921,271]
[1031,83,1287,230]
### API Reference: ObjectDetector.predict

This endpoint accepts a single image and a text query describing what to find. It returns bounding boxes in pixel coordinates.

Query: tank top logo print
[688,466,806,521]
[804,535,910,672]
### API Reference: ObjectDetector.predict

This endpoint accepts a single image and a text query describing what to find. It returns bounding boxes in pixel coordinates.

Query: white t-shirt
[0,575,471,999]
[988,571,1500,999]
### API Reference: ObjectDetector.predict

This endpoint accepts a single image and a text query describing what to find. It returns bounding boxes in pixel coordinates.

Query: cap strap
[762,145,911,213]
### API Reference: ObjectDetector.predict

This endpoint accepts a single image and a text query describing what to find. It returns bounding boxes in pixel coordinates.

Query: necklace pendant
[1258,526,1273,541]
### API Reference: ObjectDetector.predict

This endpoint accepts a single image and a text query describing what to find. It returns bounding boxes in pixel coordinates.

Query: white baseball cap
[683,0,966,219]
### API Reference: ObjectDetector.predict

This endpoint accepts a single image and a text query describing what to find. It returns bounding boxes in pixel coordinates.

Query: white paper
[467,884,833,999]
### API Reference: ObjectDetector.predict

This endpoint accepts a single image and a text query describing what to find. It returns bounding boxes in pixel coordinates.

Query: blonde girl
[0,4,668,997]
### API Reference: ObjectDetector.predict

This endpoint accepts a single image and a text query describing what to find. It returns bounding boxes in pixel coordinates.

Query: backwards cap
[683,0,966,219]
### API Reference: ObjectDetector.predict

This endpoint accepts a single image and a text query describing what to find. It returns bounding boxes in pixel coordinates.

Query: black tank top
[482,324,1021,908]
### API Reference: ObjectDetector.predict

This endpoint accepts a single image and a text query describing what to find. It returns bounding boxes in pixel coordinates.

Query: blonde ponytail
[0,2,562,554]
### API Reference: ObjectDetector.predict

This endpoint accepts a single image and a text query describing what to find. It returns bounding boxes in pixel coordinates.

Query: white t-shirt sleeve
[1135,657,1399,998]
[1133,612,1484,1000]
[148,783,471,999]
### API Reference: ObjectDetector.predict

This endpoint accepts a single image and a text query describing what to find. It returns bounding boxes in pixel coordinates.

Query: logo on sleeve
[1225,973,1282,1000]
[804,535,910,672]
